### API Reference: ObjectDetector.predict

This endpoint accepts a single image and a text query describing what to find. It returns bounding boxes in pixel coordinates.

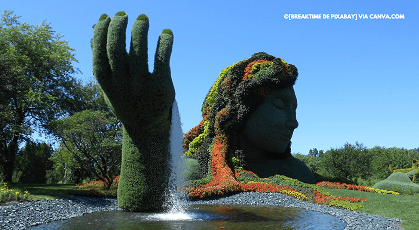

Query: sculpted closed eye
[272,98,284,109]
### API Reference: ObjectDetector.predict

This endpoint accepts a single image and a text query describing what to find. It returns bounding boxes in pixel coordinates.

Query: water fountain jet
[147,99,193,221]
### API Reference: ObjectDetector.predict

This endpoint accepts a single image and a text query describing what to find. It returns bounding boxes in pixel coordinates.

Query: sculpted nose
[286,116,298,129]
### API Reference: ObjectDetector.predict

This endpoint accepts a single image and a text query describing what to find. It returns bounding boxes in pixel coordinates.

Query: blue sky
[4,0,418,155]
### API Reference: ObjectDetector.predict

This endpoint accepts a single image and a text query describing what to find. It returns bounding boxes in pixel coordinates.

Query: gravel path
[0,193,404,230]
[0,197,122,230]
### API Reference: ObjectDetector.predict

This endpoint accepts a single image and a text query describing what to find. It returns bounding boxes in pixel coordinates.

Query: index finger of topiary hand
[129,14,150,81]
[92,14,112,86]
[107,12,130,82]
[153,29,174,81]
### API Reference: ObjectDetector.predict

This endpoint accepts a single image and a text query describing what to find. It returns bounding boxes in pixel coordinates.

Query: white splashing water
[148,99,192,221]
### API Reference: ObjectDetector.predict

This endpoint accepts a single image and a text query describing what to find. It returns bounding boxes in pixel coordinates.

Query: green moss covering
[115,11,126,16]
[92,12,174,211]
[162,29,172,35]
[99,14,109,21]
[137,14,148,21]
[117,127,146,210]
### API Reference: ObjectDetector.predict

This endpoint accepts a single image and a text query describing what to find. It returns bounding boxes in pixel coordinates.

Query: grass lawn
[4,183,77,201]
[325,188,419,230]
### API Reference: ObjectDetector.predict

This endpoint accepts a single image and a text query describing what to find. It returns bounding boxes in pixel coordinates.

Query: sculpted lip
[280,134,292,141]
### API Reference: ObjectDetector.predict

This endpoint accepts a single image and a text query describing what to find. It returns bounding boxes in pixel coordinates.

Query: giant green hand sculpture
[92,12,174,211]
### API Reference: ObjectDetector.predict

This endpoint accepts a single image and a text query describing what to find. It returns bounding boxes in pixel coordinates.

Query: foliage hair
[183,52,298,177]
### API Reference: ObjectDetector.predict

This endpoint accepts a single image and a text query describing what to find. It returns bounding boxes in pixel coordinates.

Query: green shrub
[370,147,419,180]
[183,158,202,181]
[406,170,417,182]
[11,170,23,183]
[320,142,373,182]
[355,177,381,187]
[307,144,419,184]
[293,153,322,174]
[373,172,419,194]
[46,170,61,184]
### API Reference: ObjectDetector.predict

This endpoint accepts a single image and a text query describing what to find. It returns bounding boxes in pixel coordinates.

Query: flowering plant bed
[316,181,400,195]
[0,183,30,204]
[67,176,120,198]
[72,174,375,211]
[185,170,369,211]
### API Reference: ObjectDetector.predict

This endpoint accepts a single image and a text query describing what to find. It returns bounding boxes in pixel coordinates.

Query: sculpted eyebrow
[275,92,293,102]
[275,92,297,108]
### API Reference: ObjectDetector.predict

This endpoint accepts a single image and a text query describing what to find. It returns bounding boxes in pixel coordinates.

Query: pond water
[28,204,346,230]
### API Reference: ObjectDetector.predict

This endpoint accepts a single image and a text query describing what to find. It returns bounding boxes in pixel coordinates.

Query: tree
[321,142,373,181]
[308,148,324,157]
[57,79,114,117]
[51,110,122,189]
[293,153,322,175]
[49,141,92,184]
[0,10,82,182]
[370,146,419,180]
[48,81,115,184]
[15,141,53,183]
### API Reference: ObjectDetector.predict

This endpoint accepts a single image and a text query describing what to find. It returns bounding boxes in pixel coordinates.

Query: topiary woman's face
[241,86,298,157]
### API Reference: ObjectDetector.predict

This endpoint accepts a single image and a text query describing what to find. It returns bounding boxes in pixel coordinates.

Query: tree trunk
[2,161,14,182]
[2,135,18,182]
[1,101,24,182]
[104,176,113,190]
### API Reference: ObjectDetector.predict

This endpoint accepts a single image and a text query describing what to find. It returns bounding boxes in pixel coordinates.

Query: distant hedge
[293,142,419,183]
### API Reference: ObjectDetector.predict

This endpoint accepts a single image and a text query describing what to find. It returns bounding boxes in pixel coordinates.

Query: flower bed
[0,183,30,203]
[73,175,375,211]
[316,181,400,195]
[69,176,120,198]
